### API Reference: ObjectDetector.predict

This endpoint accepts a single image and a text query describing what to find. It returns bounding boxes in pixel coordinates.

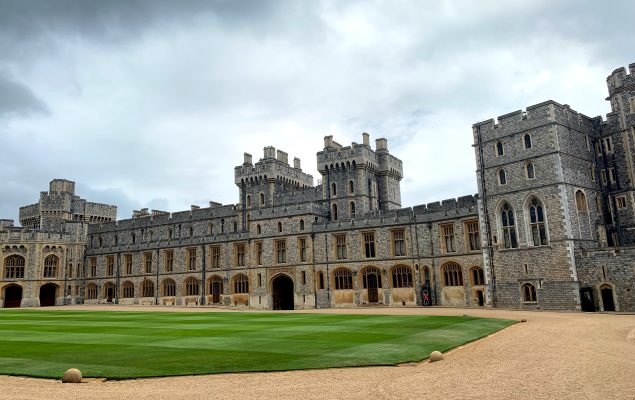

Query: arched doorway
[39,283,58,307]
[210,276,223,304]
[104,283,114,303]
[272,275,294,310]
[476,290,484,306]
[3,285,22,308]
[363,268,382,303]
[601,285,615,311]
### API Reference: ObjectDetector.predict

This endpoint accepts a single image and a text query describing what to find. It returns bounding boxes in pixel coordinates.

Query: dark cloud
[0,73,48,117]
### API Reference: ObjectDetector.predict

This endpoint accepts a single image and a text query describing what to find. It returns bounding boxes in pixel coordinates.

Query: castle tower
[316,133,402,221]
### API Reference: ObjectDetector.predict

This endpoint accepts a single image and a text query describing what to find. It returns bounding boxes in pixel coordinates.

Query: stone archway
[3,285,22,308]
[272,275,294,310]
[39,283,58,307]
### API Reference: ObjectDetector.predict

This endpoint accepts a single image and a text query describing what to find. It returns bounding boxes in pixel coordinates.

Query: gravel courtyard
[1,305,634,400]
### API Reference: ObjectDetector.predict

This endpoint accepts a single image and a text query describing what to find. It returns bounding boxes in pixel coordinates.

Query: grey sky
[1,0,633,223]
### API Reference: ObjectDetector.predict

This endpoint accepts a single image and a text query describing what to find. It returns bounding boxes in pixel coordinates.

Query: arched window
[256,224,261,234]
[349,201,356,219]
[277,222,283,233]
[299,219,305,231]
[523,133,532,149]
[85,283,98,300]
[246,195,251,208]
[4,255,25,279]
[501,202,518,249]
[233,222,238,233]
[122,281,134,298]
[362,267,382,289]
[471,267,485,286]
[141,280,154,298]
[528,197,548,246]
[208,223,213,235]
[331,182,337,196]
[131,234,135,244]
[575,190,588,212]
[348,180,354,194]
[332,203,338,221]
[522,283,536,302]
[498,169,507,185]
[168,229,173,239]
[259,193,265,206]
[185,278,199,296]
[391,266,413,288]
[442,263,463,286]
[318,271,325,290]
[189,226,194,237]
[334,268,353,290]
[162,279,176,297]
[496,141,504,156]
[43,255,58,278]
[525,162,535,179]
[233,274,249,294]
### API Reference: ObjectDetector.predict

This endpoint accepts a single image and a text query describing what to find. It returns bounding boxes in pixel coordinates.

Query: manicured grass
[0,310,515,379]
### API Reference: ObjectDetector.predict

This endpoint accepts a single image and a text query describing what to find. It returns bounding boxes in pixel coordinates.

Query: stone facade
[1,63,634,312]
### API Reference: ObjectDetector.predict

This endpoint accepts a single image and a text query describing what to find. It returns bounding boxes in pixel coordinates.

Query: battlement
[606,63,635,94]
[49,178,75,194]
[235,146,313,188]
[473,100,600,143]
[317,133,402,176]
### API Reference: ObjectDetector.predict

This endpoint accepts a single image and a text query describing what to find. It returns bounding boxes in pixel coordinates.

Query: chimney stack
[362,132,370,146]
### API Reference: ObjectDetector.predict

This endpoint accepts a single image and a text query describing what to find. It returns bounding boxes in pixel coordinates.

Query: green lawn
[0,310,515,379]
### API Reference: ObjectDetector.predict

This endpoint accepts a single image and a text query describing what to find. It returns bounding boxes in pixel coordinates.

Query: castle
[1,63,634,312]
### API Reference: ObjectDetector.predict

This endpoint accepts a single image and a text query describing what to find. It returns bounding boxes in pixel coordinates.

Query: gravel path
[1,305,634,400]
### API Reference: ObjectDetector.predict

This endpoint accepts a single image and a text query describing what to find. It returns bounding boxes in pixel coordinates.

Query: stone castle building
[1,63,634,312]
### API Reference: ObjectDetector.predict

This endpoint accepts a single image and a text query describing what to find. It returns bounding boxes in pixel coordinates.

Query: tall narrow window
[255,242,263,265]
[256,224,261,234]
[235,244,246,267]
[501,203,518,249]
[106,256,115,276]
[246,195,251,208]
[440,224,456,253]
[275,240,286,264]
[392,230,406,256]
[466,221,481,251]
[125,254,133,275]
[164,250,174,272]
[318,271,325,290]
[298,238,307,262]
[575,190,588,212]
[278,222,282,233]
[144,252,152,273]
[348,180,354,194]
[335,234,347,260]
[331,182,337,196]
[349,201,356,219]
[523,133,532,149]
[89,257,97,277]
[332,203,338,221]
[528,197,548,246]
[525,162,535,179]
[187,248,197,271]
[363,232,376,258]
[299,219,305,231]
[498,169,507,185]
[471,267,485,286]
[259,192,265,206]
[496,141,504,156]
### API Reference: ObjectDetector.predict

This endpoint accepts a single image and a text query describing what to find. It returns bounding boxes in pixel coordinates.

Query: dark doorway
[39,283,57,307]
[367,274,379,303]
[211,279,222,304]
[4,285,22,308]
[106,286,114,303]
[272,275,294,310]
[476,290,484,306]
[601,286,615,311]
[580,287,595,312]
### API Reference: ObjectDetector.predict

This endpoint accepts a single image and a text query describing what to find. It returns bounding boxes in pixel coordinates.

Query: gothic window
[185,277,199,296]
[349,201,356,219]
[348,180,354,194]
[144,252,153,273]
[362,267,382,289]
[392,229,406,256]
[318,271,325,290]
[124,254,133,275]
[442,263,463,286]
[259,192,265,206]
[501,202,518,249]
[4,255,25,279]
[528,197,548,246]
[332,203,338,221]
[141,280,154,298]
[522,283,537,302]
[523,133,532,149]
[335,235,347,260]
[440,224,455,253]
[164,250,174,272]
[254,242,262,265]
[278,222,282,233]
[43,255,58,278]
[334,268,353,290]
[496,141,504,156]
[391,266,413,288]
[234,243,246,267]
[471,267,485,286]
[162,279,176,297]
[331,182,337,196]
[575,190,588,212]
[256,224,261,234]
[498,169,507,185]
[233,274,249,294]
[122,281,134,298]
[275,240,286,264]
[299,219,305,231]
[86,283,98,300]
[187,248,197,271]
[363,232,376,258]
[246,195,251,208]
[298,237,307,262]
[525,162,535,179]
[465,220,481,251]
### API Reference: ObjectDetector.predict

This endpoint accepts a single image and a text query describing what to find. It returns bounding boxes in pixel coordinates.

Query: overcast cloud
[1,0,633,223]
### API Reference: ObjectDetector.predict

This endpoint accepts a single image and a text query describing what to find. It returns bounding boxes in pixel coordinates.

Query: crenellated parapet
[606,63,635,95]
